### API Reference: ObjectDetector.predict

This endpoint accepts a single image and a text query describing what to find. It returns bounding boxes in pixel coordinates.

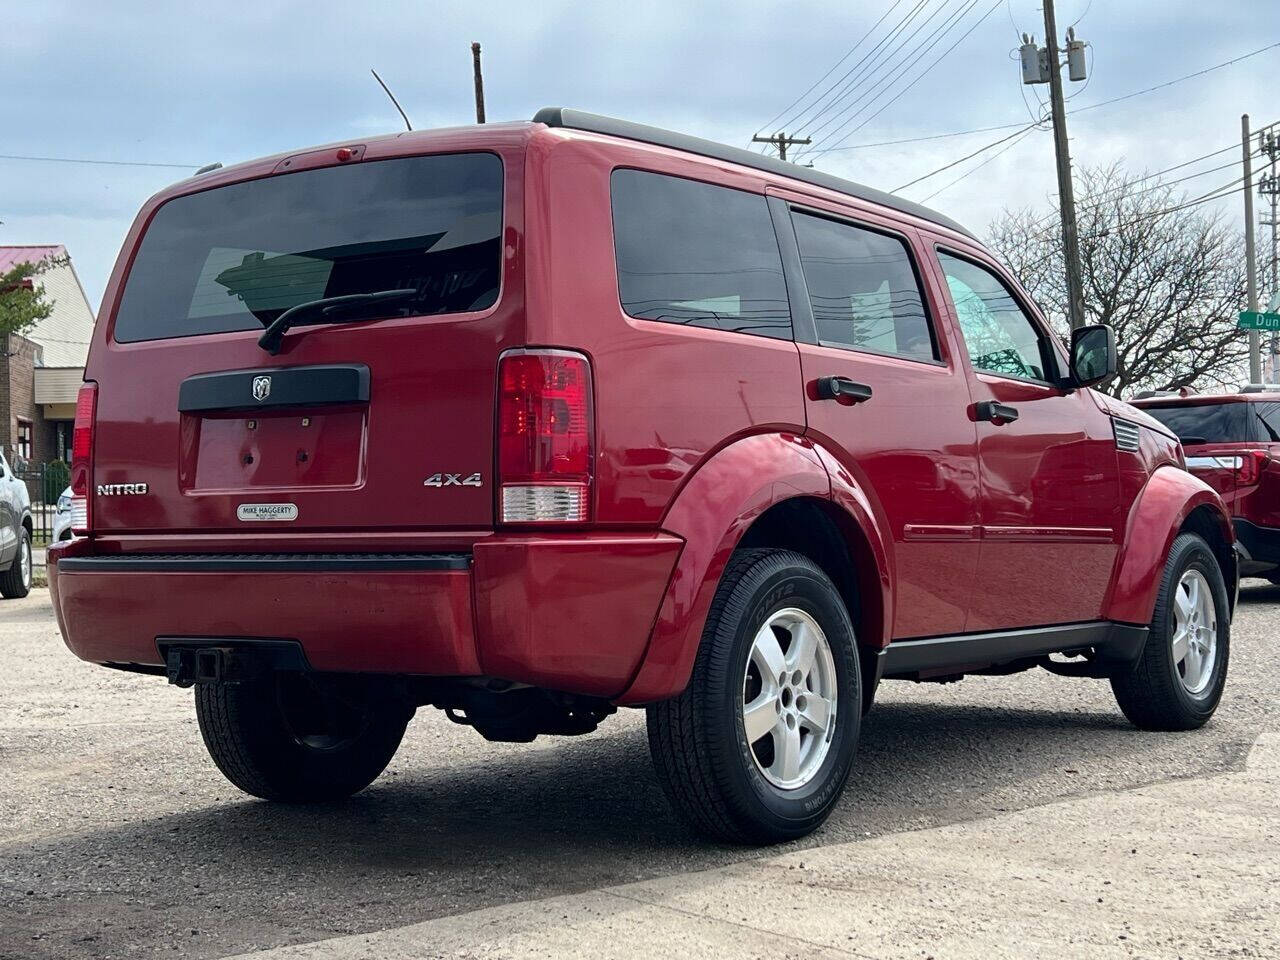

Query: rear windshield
[114,152,503,343]
[1142,402,1252,444]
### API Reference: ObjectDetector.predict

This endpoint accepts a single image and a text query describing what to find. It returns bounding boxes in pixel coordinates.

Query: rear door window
[791,212,936,361]
[610,170,791,340]
[1142,403,1252,444]
[114,152,503,343]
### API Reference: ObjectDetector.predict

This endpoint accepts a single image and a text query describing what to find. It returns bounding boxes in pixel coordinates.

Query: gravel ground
[1,584,1276,959]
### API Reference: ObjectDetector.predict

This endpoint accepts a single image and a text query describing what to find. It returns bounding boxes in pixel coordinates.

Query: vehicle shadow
[1237,579,1280,604]
[9,695,1241,960]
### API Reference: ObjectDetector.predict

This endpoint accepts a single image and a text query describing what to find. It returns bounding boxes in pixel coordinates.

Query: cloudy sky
[2,0,1276,309]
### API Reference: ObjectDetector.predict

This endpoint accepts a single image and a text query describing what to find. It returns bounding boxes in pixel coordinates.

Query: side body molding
[1103,465,1234,625]
[617,432,892,705]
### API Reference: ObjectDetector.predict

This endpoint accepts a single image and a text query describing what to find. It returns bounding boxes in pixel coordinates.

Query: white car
[52,486,74,542]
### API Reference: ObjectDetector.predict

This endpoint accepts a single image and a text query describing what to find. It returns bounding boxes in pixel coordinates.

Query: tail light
[497,349,593,523]
[70,382,97,533]
[1239,449,1271,485]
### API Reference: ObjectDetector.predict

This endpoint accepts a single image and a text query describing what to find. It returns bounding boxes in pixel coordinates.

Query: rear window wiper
[257,288,419,354]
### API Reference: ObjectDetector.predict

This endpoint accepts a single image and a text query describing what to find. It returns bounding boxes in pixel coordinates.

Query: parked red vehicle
[1132,389,1280,581]
[50,109,1235,844]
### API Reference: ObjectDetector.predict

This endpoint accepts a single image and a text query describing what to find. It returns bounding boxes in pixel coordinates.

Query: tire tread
[195,677,408,802]
[0,527,31,599]
[1111,532,1228,731]
[648,548,856,844]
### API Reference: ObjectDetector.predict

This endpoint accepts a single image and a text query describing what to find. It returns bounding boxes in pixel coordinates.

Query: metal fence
[14,461,66,545]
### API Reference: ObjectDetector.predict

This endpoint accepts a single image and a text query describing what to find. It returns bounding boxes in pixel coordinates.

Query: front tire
[647,549,862,844]
[195,673,411,801]
[1111,532,1229,731]
[0,526,32,599]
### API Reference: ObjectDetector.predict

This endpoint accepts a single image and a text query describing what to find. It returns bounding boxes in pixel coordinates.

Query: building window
[16,419,33,463]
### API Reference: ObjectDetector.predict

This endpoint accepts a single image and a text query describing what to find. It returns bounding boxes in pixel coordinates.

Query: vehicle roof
[533,107,975,239]
[144,111,974,242]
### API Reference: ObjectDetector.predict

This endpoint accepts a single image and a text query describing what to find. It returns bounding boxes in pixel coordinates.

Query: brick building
[1,246,94,468]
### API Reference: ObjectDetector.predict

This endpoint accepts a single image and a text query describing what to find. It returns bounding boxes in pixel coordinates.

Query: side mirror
[1069,324,1116,387]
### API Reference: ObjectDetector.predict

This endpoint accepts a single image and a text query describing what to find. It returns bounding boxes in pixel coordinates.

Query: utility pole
[751,132,811,162]
[1259,131,1280,381]
[1020,2,1088,330]
[1244,114,1261,384]
[471,42,486,124]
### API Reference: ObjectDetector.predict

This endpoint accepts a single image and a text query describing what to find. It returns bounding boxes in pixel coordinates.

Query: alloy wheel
[1171,568,1217,696]
[741,607,838,790]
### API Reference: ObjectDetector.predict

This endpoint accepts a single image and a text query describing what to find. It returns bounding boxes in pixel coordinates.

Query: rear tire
[1110,532,1229,731]
[0,526,32,599]
[647,549,862,844]
[195,673,411,801]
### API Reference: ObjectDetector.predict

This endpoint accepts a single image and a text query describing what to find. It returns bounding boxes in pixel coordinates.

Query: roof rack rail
[531,107,974,240]
[1240,383,1280,393]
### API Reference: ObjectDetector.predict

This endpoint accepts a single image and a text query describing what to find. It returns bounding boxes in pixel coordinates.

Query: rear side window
[610,170,791,340]
[791,212,936,361]
[937,252,1051,382]
[1143,403,1252,444]
[114,153,503,343]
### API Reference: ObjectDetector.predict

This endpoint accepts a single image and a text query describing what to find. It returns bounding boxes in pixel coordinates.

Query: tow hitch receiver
[159,639,309,687]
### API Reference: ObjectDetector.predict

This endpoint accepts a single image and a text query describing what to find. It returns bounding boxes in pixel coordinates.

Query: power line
[752,0,911,140]
[917,124,1042,202]
[799,0,980,143]
[1066,0,1093,30]
[1069,40,1280,117]
[786,0,936,136]
[785,0,937,137]
[891,121,1040,192]
[0,153,198,170]
[808,119,1030,153]
[797,0,1005,160]
[1018,173,1256,245]
[1022,122,1278,234]
[1078,174,1252,239]
[805,38,1280,157]
[799,0,985,147]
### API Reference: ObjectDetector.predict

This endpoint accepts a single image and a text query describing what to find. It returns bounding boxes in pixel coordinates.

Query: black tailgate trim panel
[178,364,370,413]
[59,552,470,573]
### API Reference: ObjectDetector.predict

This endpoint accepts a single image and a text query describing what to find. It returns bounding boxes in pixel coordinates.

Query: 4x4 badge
[252,375,271,402]
[424,473,483,487]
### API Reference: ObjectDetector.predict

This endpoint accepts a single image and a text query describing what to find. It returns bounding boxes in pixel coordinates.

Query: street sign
[1238,310,1280,330]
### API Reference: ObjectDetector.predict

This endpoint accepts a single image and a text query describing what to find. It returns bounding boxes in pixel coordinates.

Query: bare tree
[988,164,1248,397]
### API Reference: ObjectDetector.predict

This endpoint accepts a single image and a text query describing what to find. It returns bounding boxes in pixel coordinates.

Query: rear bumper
[49,533,683,699]
[1232,518,1280,574]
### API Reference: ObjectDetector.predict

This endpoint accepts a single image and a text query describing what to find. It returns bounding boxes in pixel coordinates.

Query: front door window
[937,252,1052,382]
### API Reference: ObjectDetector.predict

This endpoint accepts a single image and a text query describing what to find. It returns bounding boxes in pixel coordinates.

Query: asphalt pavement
[1,584,1276,959]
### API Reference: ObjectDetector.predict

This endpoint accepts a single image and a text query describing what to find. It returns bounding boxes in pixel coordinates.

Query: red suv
[49,109,1235,844]
[1132,389,1280,581]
